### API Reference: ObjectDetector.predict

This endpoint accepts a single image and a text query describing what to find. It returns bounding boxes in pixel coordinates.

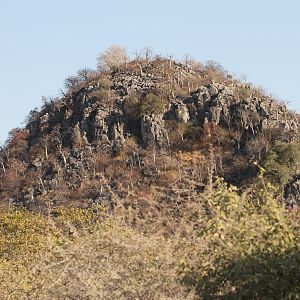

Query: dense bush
[0,207,104,263]
[124,93,166,121]
[263,141,300,185]
[0,183,299,299]
[0,210,51,261]
[139,93,166,116]
[0,209,195,300]
[181,179,300,299]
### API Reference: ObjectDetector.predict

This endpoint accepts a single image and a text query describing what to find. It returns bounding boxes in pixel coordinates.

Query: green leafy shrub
[181,179,300,299]
[263,141,300,185]
[124,95,140,117]
[124,93,166,119]
[139,93,166,116]
[238,87,251,99]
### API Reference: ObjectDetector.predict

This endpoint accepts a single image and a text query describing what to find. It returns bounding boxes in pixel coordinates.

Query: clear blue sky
[0,0,299,143]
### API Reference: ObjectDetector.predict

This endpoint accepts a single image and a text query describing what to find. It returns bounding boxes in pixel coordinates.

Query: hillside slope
[1,55,299,211]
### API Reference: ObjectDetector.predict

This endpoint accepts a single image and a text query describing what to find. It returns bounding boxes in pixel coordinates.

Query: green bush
[139,93,166,116]
[181,179,300,299]
[238,87,250,99]
[263,142,300,185]
[124,93,166,118]
[124,95,140,118]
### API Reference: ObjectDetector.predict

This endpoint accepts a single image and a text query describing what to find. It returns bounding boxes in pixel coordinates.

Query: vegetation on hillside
[0,46,300,299]
[0,179,299,299]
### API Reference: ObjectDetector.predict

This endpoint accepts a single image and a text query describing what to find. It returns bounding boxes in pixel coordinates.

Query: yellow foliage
[0,215,195,299]
[0,210,52,261]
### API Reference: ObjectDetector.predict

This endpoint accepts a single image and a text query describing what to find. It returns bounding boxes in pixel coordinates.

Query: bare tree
[77,68,94,81]
[51,126,67,166]
[205,60,224,73]
[166,53,173,67]
[64,75,80,91]
[142,47,153,61]
[41,95,49,105]
[189,60,204,72]
[183,54,192,68]
[97,45,129,71]
[40,135,50,160]
[133,49,142,61]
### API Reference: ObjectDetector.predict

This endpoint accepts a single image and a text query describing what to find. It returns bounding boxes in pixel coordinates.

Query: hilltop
[1,47,299,211]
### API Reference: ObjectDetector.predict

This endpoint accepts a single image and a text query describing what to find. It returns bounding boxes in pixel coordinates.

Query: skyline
[0,0,299,143]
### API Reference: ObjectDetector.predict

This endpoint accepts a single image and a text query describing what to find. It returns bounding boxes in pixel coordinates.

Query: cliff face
[1,58,299,210]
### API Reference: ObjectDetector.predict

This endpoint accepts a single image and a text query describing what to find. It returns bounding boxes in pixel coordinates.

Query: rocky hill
[0,55,300,211]
[1,50,300,299]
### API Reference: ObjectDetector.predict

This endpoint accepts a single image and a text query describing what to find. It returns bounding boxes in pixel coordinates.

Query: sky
[0,0,299,143]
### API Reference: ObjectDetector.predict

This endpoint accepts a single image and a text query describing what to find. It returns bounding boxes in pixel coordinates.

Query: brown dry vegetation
[1,49,300,299]
[0,208,197,300]
[0,179,299,299]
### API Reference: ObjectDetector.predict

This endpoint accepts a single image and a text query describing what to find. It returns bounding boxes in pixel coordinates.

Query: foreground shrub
[0,217,195,300]
[0,210,52,261]
[181,179,300,299]
[1,185,299,299]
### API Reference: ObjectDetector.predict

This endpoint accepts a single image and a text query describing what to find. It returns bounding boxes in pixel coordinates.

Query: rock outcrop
[141,114,168,147]
[1,57,299,211]
[186,82,299,137]
[169,100,190,123]
[26,61,299,153]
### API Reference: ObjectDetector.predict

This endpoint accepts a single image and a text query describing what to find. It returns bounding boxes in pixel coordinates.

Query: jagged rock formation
[141,114,168,147]
[27,61,299,152]
[185,83,299,137]
[1,57,299,210]
[169,100,190,123]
